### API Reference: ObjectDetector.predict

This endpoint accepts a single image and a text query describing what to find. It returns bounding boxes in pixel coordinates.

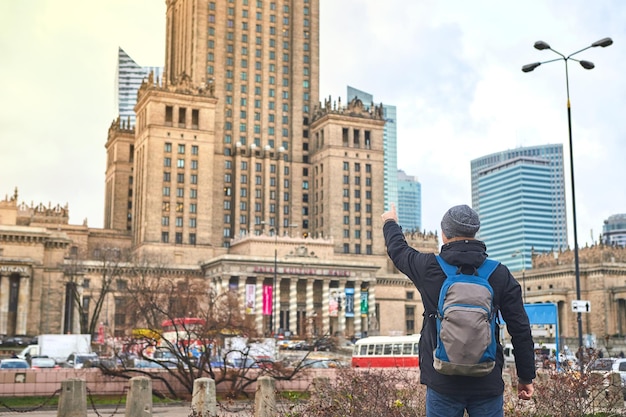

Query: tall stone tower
[161,0,320,247]
[309,97,386,256]
[105,1,391,264]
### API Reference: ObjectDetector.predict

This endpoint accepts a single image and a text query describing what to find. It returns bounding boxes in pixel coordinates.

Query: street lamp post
[522,37,612,364]
[266,223,298,336]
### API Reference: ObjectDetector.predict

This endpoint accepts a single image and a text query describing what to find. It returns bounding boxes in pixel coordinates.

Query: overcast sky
[1,1,624,248]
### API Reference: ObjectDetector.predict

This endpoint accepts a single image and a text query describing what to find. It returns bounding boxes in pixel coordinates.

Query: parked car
[132,359,162,369]
[313,338,334,352]
[1,336,30,347]
[587,357,626,400]
[0,358,29,369]
[63,352,99,369]
[587,358,616,374]
[30,356,58,369]
[276,339,292,350]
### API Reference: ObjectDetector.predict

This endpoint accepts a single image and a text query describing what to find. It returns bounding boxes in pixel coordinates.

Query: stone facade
[1,189,626,351]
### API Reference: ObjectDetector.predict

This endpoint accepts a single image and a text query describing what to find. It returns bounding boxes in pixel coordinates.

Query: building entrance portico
[0,264,31,336]
[203,234,381,340]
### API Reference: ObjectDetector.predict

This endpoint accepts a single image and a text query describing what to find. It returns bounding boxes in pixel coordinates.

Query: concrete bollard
[254,376,276,417]
[57,378,87,417]
[191,377,217,416]
[125,376,152,417]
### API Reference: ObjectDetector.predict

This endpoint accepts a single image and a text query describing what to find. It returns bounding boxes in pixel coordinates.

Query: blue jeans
[426,387,503,417]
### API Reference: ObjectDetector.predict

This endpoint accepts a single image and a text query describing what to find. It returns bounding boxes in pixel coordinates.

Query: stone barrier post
[125,376,152,417]
[192,377,217,416]
[57,378,87,417]
[254,376,276,417]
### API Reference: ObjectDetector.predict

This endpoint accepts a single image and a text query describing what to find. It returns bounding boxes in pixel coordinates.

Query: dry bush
[280,368,425,417]
[504,368,625,417]
[278,367,625,417]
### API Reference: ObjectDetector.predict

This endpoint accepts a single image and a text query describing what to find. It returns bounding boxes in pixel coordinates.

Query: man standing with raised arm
[382,203,535,417]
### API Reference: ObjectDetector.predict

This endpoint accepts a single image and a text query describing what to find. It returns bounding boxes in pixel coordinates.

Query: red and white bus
[351,334,421,368]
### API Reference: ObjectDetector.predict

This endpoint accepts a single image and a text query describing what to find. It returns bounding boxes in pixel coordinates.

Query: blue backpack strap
[477,259,500,278]
[436,255,500,278]
[435,255,458,277]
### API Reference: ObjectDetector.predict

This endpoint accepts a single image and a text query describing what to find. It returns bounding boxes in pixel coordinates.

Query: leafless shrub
[280,368,424,417]
[503,366,625,417]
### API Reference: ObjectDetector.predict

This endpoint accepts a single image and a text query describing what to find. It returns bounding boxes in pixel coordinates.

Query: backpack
[433,255,500,377]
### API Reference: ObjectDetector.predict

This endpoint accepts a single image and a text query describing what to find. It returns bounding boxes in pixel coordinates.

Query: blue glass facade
[397,170,421,231]
[471,144,567,271]
[347,86,397,211]
[115,47,163,128]
[602,213,626,246]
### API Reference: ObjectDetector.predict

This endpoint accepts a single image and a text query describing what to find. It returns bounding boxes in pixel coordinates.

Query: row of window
[343,229,374,240]
[222,199,287,213]
[213,0,310,11]
[163,200,196,211]
[162,232,196,245]
[342,243,373,255]
[224,174,290,188]
[343,162,372,173]
[342,203,374,212]
[225,160,283,172]
[164,158,198,170]
[161,217,197,228]
[164,107,200,129]
[164,142,199,155]
[163,172,198,184]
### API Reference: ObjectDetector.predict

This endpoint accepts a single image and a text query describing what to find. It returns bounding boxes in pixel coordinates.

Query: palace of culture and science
[1,0,625,352]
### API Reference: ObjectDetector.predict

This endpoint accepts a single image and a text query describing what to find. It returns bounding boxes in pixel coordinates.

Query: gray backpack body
[433,256,500,377]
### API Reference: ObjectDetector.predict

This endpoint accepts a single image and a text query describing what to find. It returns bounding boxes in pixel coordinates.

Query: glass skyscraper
[347,86,397,211]
[602,213,626,246]
[471,144,566,271]
[397,169,421,231]
[115,47,163,128]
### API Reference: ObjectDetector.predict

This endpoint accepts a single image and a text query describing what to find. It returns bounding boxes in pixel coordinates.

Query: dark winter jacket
[383,220,536,398]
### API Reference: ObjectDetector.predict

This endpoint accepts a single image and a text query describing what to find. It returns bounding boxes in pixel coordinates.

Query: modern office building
[396,169,421,231]
[471,144,567,271]
[115,47,163,128]
[602,213,626,247]
[347,86,398,211]
[477,156,555,271]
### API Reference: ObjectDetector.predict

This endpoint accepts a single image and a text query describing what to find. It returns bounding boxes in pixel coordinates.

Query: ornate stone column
[16,274,31,335]
[0,274,8,335]
[322,280,330,335]
[306,279,314,336]
[353,284,361,337]
[238,278,246,317]
[255,278,264,335]
[338,284,346,337]
[289,278,297,336]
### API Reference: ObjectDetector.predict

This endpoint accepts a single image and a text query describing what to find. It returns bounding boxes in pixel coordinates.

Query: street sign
[571,300,591,313]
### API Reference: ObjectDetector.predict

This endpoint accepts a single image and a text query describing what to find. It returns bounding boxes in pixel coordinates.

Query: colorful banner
[262,284,273,316]
[245,284,256,314]
[329,289,339,317]
[345,288,355,317]
[360,291,369,316]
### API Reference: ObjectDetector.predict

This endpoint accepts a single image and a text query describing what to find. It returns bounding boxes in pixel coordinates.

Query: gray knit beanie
[441,204,480,238]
